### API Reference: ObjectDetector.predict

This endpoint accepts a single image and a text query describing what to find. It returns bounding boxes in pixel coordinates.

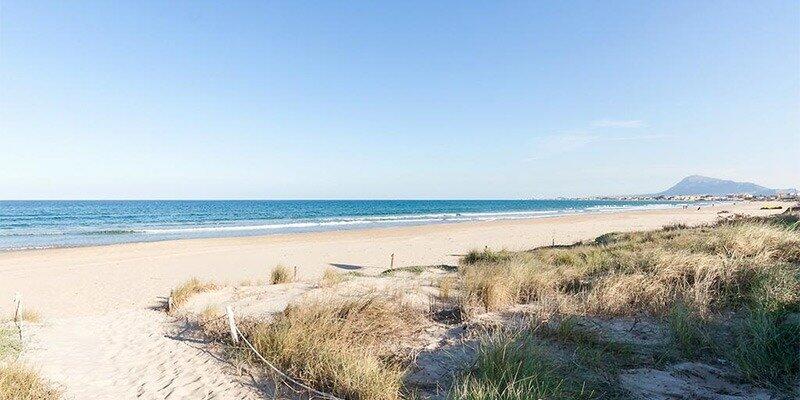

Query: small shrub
[1,329,58,400]
[270,265,294,284]
[0,327,19,361]
[19,310,41,324]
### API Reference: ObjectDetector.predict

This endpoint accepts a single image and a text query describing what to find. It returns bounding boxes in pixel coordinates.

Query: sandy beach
[0,201,779,318]
[0,201,790,399]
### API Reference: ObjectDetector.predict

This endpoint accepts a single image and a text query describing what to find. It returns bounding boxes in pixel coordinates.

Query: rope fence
[225,306,344,400]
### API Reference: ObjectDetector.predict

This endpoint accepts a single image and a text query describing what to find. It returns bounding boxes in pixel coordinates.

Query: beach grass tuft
[450,332,596,400]
[169,277,217,312]
[270,265,294,285]
[238,292,426,400]
[320,268,345,287]
[236,293,425,400]
[731,309,800,390]
[667,303,713,359]
[0,326,59,400]
[0,363,60,400]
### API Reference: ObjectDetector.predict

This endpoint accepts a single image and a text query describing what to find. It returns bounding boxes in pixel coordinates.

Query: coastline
[0,201,783,317]
[0,199,692,251]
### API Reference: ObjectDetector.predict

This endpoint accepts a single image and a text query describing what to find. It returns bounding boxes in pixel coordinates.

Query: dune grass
[17,311,41,324]
[450,332,598,400]
[667,303,713,359]
[731,309,800,390]
[239,292,426,400]
[169,277,217,312]
[270,265,294,284]
[0,364,59,400]
[459,214,800,317]
[436,276,456,300]
[0,327,58,400]
[457,213,800,392]
[320,268,342,287]
[0,328,19,362]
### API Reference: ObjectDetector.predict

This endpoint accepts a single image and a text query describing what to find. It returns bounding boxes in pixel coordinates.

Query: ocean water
[0,200,688,251]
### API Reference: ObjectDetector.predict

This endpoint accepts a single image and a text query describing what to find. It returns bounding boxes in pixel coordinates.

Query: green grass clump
[450,332,596,400]
[462,249,512,265]
[731,310,800,391]
[381,266,425,276]
[667,303,713,359]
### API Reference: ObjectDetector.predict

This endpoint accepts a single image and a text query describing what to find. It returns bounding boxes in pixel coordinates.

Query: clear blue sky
[1,1,798,199]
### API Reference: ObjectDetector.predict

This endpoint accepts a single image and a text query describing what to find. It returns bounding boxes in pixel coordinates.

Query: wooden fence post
[226,305,239,344]
[13,293,22,322]
[390,253,395,268]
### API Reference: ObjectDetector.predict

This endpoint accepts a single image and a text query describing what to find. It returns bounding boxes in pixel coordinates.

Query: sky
[1,1,798,199]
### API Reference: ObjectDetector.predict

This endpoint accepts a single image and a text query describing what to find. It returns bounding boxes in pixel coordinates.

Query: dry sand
[0,201,784,399]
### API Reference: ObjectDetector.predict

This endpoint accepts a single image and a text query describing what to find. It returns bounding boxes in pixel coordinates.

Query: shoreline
[0,201,712,255]
[0,201,784,318]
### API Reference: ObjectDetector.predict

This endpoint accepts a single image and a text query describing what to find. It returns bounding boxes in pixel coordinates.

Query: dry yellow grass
[270,265,294,285]
[454,214,800,396]
[320,268,345,287]
[239,292,426,400]
[3,310,41,324]
[436,276,456,300]
[169,277,217,313]
[18,310,41,324]
[0,364,59,400]
[1,327,58,400]
[459,216,800,317]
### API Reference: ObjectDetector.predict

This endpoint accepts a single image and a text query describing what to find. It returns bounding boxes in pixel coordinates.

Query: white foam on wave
[134,202,684,235]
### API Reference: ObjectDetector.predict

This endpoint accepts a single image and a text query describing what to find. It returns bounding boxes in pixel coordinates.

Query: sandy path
[22,310,262,399]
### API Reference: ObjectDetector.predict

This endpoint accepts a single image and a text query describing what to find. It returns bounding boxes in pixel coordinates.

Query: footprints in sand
[22,309,262,399]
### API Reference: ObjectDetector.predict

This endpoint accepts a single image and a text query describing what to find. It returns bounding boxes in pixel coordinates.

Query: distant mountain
[657,175,788,196]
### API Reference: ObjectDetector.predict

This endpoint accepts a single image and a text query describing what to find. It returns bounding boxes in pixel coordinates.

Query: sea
[0,200,692,251]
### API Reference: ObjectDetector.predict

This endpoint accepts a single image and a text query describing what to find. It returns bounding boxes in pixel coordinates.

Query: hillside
[658,175,781,196]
